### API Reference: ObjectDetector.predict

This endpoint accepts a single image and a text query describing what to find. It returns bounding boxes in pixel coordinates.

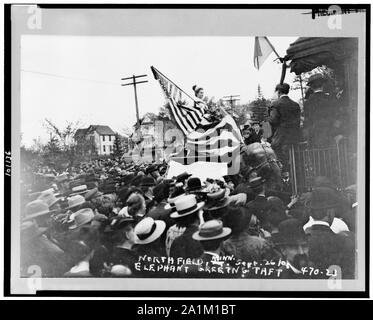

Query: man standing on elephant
[268,83,301,173]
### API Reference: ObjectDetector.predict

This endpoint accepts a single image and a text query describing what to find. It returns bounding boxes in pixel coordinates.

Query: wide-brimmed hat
[134,217,166,245]
[84,188,103,201]
[23,200,53,221]
[37,191,62,209]
[68,208,95,230]
[21,221,48,239]
[205,189,230,211]
[66,195,86,210]
[170,194,205,219]
[272,218,308,245]
[192,219,231,241]
[305,187,340,210]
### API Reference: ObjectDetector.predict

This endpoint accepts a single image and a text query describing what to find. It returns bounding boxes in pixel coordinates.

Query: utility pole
[222,95,240,111]
[121,74,148,127]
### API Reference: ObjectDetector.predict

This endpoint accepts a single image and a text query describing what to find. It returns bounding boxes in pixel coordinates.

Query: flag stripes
[152,66,207,135]
[151,66,243,175]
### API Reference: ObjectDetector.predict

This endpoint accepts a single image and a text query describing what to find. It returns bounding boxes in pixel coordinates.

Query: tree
[43,119,81,151]
[113,133,124,157]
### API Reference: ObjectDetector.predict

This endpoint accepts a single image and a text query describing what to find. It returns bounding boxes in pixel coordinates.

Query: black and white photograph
[4,4,369,297]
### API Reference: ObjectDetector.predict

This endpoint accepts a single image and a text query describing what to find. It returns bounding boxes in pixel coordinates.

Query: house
[74,125,116,156]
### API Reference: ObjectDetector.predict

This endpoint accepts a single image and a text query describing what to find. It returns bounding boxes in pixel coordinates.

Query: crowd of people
[21,155,357,279]
[19,75,356,280]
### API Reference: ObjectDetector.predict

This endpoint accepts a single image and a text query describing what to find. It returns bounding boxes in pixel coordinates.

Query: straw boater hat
[170,194,205,219]
[192,219,231,241]
[66,195,86,210]
[23,200,54,221]
[68,208,95,230]
[205,189,230,212]
[164,193,185,211]
[134,217,166,245]
[69,185,88,196]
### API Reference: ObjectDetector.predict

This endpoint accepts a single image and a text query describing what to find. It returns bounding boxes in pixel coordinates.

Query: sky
[20,36,300,147]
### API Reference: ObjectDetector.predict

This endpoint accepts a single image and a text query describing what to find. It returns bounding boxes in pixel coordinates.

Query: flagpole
[264,37,282,60]
[151,66,197,102]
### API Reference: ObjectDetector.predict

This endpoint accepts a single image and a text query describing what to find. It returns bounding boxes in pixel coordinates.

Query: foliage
[113,133,124,157]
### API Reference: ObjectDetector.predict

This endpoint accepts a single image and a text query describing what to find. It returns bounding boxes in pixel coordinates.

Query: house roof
[87,125,116,135]
[74,128,89,139]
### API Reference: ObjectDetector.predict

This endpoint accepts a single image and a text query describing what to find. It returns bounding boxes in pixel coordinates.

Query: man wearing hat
[106,216,139,276]
[304,187,355,279]
[169,195,204,259]
[303,73,343,147]
[181,219,233,278]
[268,83,301,173]
[133,217,167,262]
[272,218,310,279]
[21,220,68,277]
[245,177,270,227]
[204,188,230,221]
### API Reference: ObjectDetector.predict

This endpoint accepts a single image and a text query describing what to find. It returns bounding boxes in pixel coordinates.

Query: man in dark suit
[304,187,355,279]
[268,83,301,173]
[303,73,343,147]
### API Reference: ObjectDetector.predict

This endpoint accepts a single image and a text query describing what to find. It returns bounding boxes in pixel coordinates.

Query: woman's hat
[205,189,230,211]
[134,217,166,245]
[305,187,340,210]
[23,200,53,221]
[192,219,231,241]
[170,194,205,219]
[68,208,95,230]
[66,195,86,210]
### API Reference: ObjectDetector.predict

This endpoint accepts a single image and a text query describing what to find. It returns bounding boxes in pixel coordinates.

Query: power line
[21,69,120,86]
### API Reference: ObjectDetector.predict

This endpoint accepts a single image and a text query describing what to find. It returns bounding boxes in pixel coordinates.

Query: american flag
[151,66,243,175]
[151,66,207,136]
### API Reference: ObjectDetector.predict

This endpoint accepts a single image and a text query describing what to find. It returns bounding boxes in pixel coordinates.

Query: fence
[289,138,352,194]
